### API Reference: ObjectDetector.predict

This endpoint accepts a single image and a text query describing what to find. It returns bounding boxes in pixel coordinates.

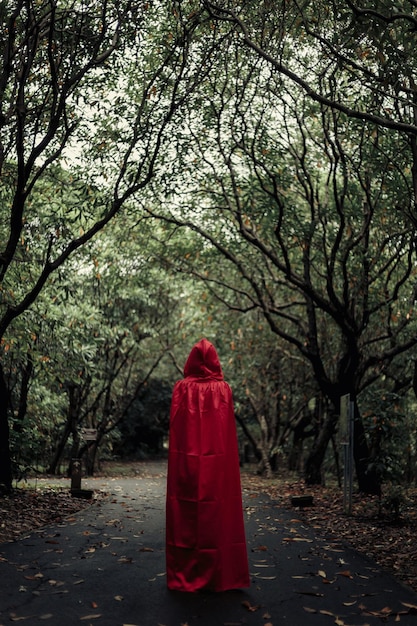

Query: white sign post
[340,394,354,515]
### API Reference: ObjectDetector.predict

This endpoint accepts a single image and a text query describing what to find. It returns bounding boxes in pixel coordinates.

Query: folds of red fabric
[165,339,250,592]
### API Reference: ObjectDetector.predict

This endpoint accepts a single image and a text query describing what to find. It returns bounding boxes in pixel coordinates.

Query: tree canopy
[1,0,417,493]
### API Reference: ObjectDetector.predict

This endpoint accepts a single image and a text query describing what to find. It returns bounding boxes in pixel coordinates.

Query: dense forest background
[2,0,417,496]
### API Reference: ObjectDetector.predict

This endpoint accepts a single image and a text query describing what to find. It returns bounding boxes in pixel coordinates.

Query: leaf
[303,607,317,614]
[401,602,417,611]
[242,600,260,612]
[80,615,102,621]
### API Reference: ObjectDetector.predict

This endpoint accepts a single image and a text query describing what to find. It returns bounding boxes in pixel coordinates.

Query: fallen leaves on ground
[241,471,417,594]
[0,488,98,543]
[3,463,417,603]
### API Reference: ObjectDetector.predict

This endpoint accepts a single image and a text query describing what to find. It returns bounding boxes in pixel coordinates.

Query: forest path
[0,461,417,625]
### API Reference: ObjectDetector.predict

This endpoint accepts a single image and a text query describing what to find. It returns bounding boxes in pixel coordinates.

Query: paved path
[1,462,417,625]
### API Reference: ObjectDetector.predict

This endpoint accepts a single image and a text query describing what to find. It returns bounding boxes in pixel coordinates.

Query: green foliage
[360,388,411,485]
[2,0,417,488]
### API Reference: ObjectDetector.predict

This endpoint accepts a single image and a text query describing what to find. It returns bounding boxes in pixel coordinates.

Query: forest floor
[1,461,416,594]
[240,472,417,594]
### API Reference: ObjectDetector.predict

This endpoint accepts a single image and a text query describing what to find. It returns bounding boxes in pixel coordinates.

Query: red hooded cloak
[165,338,250,592]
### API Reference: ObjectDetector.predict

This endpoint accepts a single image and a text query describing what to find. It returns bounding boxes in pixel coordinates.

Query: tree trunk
[48,422,71,475]
[353,402,381,495]
[13,353,34,430]
[304,409,338,485]
[48,382,81,475]
[0,364,12,493]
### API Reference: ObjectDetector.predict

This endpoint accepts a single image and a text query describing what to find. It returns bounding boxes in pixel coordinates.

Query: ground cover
[240,472,417,593]
[0,461,416,595]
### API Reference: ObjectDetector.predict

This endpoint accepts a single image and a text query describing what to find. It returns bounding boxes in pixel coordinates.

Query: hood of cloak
[183,338,224,380]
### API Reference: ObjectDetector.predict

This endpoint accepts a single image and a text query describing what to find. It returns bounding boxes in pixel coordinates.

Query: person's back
[165,338,250,592]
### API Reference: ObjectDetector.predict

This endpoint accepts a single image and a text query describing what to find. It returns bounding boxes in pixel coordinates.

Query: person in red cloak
[165,338,250,592]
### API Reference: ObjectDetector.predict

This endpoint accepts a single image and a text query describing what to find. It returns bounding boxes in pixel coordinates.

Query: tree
[0,0,217,491]
[201,1,417,159]
[144,26,417,491]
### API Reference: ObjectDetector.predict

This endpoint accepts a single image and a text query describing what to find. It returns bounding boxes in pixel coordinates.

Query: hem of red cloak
[167,581,250,593]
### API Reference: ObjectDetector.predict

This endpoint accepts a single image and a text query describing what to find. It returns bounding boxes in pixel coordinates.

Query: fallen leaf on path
[110,537,128,541]
[337,570,352,578]
[114,595,123,601]
[361,606,393,617]
[242,600,260,612]
[24,573,44,580]
[80,614,102,620]
[303,607,317,614]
